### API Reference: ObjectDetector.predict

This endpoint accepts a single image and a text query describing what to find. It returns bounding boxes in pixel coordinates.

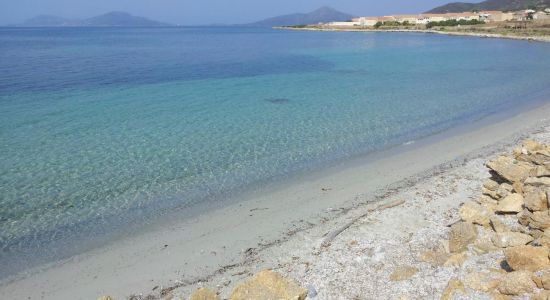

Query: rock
[484,179,500,191]
[490,216,509,233]
[449,222,478,253]
[486,155,531,183]
[496,183,514,199]
[464,271,502,292]
[532,236,550,248]
[490,292,512,300]
[229,270,307,300]
[532,273,550,290]
[491,232,534,248]
[497,270,536,295]
[525,188,548,212]
[529,211,550,230]
[440,278,465,300]
[505,245,550,271]
[473,235,500,254]
[443,252,467,267]
[419,250,449,266]
[483,187,500,199]
[532,166,550,177]
[526,177,550,187]
[532,290,550,300]
[513,181,525,194]
[496,194,524,213]
[190,288,220,300]
[460,201,491,226]
[518,209,534,226]
[389,266,418,281]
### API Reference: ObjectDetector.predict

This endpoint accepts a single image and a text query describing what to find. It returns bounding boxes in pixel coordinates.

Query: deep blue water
[1,27,550,277]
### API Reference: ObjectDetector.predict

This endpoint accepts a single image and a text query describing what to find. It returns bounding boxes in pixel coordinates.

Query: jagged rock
[460,201,491,226]
[518,209,534,226]
[526,177,550,187]
[483,187,500,199]
[229,270,307,300]
[490,292,512,300]
[484,179,500,191]
[440,278,465,300]
[486,155,531,183]
[505,245,550,271]
[491,232,534,248]
[190,288,220,300]
[496,194,524,213]
[449,222,478,253]
[443,252,467,267]
[497,183,514,199]
[513,181,525,194]
[532,273,550,290]
[532,290,550,300]
[473,235,500,254]
[532,236,550,248]
[531,229,545,239]
[490,216,509,233]
[497,270,536,295]
[479,195,499,211]
[524,140,544,152]
[464,271,502,292]
[525,187,548,212]
[531,166,550,177]
[529,211,550,230]
[389,266,418,281]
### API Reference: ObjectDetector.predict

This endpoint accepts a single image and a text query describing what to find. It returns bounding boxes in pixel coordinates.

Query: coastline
[274,26,550,43]
[1,98,550,299]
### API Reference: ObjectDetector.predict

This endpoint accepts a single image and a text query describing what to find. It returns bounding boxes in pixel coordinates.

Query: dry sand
[1,102,550,300]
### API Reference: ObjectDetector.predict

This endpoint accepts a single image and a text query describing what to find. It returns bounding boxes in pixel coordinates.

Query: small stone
[525,188,548,212]
[473,235,499,254]
[513,181,525,194]
[389,266,418,281]
[443,252,467,267]
[484,179,500,191]
[440,278,465,300]
[229,270,307,300]
[190,288,220,300]
[496,193,524,213]
[490,216,509,233]
[526,177,550,187]
[497,270,536,295]
[518,209,533,226]
[419,250,449,266]
[491,232,534,248]
[529,211,550,230]
[449,222,478,253]
[531,166,550,177]
[464,271,502,292]
[460,201,491,226]
[306,285,317,298]
[479,195,499,211]
[486,155,531,183]
[505,245,550,271]
[497,183,514,199]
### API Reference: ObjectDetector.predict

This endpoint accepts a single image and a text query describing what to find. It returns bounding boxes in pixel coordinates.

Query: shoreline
[2,98,550,299]
[275,26,550,43]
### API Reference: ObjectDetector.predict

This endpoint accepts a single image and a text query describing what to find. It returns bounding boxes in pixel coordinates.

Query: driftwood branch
[321,199,405,247]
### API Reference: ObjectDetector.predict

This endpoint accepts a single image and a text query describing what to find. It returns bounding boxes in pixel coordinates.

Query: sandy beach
[1,97,549,300]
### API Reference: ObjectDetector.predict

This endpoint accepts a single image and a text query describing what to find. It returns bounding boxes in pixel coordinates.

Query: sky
[0,0,463,25]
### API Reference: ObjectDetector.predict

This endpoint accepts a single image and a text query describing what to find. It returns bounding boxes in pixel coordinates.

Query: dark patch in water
[266,98,290,104]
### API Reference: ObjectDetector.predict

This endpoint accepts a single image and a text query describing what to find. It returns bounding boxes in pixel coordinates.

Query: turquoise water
[1,27,550,277]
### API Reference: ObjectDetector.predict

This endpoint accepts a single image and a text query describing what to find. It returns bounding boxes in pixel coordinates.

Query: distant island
[19,11,171,27]
[428,0,550,13]
[247,7,353,27]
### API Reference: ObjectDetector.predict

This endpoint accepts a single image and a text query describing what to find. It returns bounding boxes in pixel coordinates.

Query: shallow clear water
[1,27,550,277]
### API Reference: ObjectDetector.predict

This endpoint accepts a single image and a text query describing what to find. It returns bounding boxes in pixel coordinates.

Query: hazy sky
[1,0,459,25]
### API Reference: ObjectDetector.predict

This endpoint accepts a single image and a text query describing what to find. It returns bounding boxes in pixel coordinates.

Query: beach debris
[189,287,220,300]
[228,269,307,300]
[389,265,418,281]
[321,199,405,247]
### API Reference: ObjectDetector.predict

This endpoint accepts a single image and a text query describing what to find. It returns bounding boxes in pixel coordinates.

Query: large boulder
[449,222,478,253]
[491,232,534,248]
[496,194,524,213]
[486,155,531,183]
[190,288,220,300]
[229,270,307,300]
[497,270,536,295]
[459,201,491,226]
[529,211,550,230]
[505,245,550,271]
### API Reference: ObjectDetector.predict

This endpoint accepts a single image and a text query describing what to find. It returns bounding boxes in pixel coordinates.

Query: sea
[1,26,550,278]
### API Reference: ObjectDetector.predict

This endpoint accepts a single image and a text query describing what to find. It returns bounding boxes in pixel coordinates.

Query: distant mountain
[19,11,170,27]
[248,7,353,27]
[427,0,550,13]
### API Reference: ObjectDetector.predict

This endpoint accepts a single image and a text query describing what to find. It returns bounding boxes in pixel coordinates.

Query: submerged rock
[265,98,290,104]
